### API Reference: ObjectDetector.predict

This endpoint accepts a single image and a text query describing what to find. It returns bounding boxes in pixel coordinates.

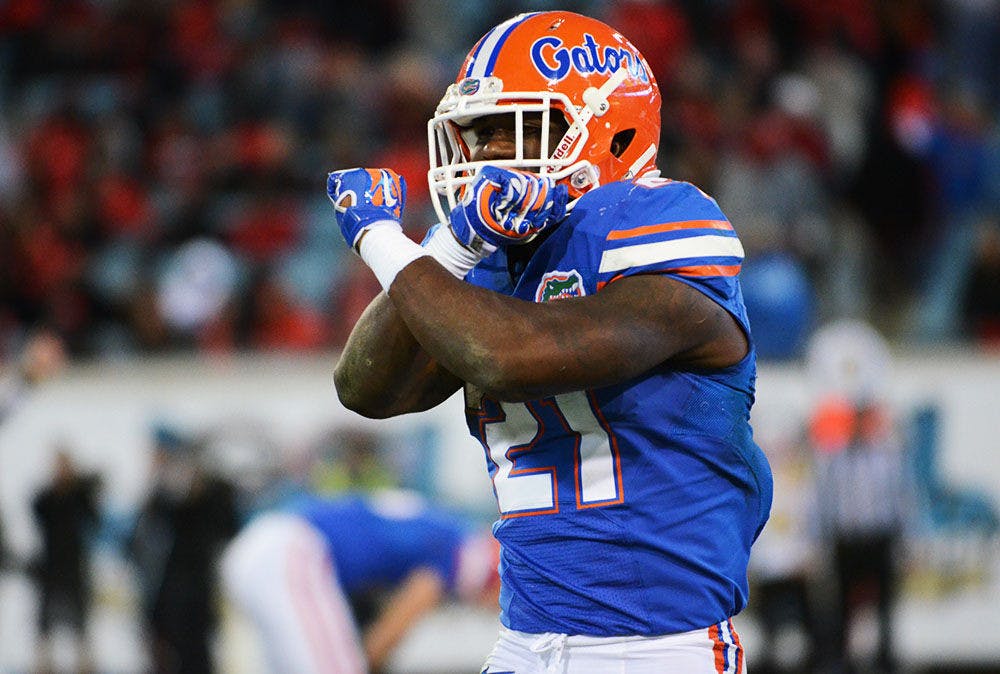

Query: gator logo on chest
[536,270,586,302]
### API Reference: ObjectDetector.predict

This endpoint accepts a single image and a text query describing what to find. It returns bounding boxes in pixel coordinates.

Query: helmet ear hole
[611,129,636,158]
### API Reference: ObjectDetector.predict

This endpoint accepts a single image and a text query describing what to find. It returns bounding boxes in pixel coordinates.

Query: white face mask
[427,79,598,229]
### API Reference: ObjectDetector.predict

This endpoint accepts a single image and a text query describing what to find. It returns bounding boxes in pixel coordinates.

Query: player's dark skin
[334,112,749,417]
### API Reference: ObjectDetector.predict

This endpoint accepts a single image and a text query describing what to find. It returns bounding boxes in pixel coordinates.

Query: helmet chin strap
[624,143,658,181]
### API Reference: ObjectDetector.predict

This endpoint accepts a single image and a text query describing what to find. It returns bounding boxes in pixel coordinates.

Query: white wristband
[357,224,431,293]
[421,224,490,279]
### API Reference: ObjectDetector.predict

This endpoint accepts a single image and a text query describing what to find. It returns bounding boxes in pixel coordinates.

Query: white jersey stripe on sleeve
[598,234,745,274]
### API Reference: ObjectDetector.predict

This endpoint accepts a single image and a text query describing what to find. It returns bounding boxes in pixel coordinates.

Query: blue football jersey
[294,491,473,597]
[464,177,773,636]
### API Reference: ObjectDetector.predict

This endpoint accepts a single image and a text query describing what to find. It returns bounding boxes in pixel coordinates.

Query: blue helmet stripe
[466,13,538,79]
[464,33,491,78]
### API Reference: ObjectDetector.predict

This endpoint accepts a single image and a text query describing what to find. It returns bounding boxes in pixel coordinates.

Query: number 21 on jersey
[473,390,624,518]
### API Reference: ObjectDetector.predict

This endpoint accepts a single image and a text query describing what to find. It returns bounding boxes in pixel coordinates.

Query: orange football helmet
[427,11,662,228]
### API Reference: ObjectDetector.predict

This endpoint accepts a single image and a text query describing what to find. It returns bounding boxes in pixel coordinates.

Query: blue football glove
[449,166,567,252]
[327,168,407,250]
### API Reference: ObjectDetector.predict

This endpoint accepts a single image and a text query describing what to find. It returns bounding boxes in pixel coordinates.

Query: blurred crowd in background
[1,0,1000,363]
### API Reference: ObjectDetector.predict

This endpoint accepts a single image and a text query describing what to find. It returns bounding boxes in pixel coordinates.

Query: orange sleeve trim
[607,219,732,240]
[595,265,740,291]
[671,264,741,277]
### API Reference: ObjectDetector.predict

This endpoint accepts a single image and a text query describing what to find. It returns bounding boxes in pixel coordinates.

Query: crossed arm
[328,166,747,417]
[334,256,747,417]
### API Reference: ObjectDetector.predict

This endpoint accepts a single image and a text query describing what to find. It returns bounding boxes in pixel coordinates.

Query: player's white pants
[220,512,368,674]
[481,619,746,674]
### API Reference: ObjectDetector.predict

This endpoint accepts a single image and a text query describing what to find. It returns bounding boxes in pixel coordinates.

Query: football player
[327,11,772,673]
[221,490,499,674]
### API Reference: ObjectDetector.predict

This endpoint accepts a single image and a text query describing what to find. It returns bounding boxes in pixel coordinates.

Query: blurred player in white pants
[221,490,498,674]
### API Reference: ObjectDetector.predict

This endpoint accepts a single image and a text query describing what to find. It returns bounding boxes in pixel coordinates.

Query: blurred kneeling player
[221,489,499,674]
